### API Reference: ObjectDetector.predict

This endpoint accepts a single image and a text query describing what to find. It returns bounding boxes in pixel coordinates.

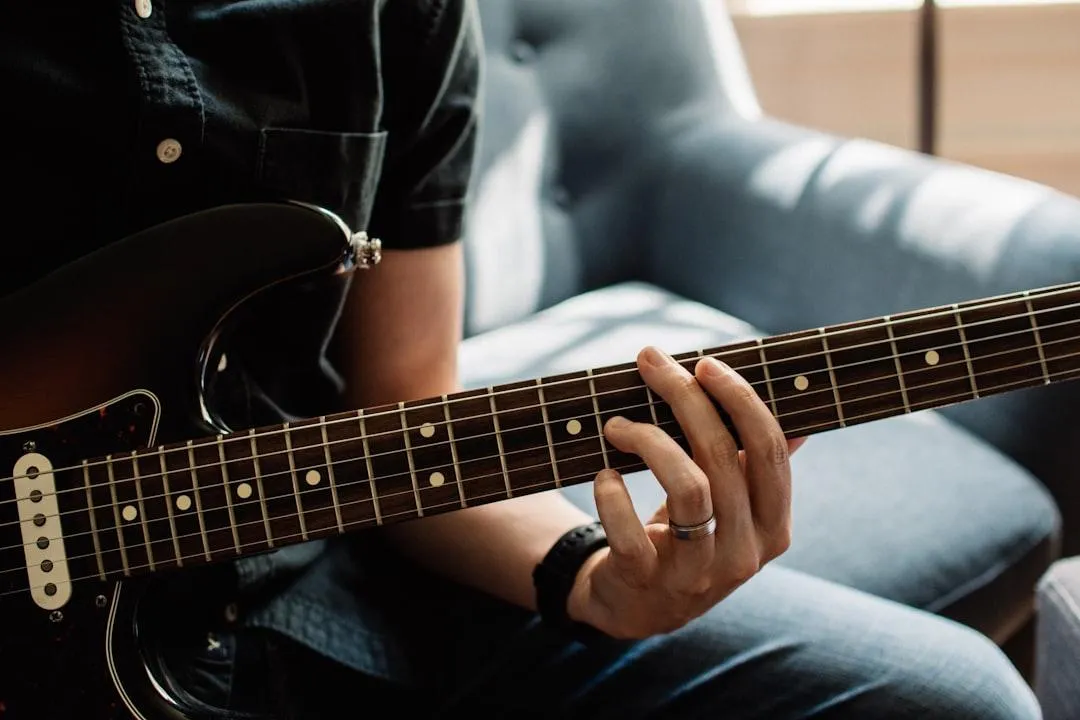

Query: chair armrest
[642,114,1080,548]
[1036,557,1080,719]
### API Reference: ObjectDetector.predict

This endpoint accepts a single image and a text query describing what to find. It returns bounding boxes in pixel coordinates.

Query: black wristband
[532,521,609,642]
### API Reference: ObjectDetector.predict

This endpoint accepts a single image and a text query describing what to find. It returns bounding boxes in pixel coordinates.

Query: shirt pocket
[257,127,388,232]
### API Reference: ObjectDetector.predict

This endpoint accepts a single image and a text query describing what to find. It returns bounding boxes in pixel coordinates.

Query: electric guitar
[2,201,1078,719]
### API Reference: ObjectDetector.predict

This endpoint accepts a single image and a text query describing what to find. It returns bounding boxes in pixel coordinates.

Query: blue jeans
[159,549,1039,719]
[151,415,1052,719]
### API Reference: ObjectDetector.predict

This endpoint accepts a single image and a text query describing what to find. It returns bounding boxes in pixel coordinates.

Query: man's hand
[566,345,806,639]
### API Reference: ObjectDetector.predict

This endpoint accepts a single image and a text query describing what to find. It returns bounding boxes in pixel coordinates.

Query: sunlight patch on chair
[660,300,759,338]
[459,282,763,388]
[465,112,550,334]
[898,167,1049,280]
[748,136,834,210]
[817,140,910,191]
[856,183,898,232]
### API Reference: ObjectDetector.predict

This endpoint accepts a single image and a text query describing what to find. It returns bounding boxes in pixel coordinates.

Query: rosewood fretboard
[51,281,1080,582]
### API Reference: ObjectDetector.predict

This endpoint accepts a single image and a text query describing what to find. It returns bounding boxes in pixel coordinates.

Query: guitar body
[0,202,363,719]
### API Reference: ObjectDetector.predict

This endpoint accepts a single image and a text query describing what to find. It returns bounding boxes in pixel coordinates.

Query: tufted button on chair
[457,0,1080,668]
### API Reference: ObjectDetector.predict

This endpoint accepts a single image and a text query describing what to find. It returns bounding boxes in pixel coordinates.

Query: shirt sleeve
[368,0,483,249]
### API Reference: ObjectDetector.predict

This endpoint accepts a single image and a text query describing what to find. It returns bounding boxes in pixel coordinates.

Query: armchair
[460,0,1080,665]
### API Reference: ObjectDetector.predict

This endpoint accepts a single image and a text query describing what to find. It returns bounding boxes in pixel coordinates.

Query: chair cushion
[1036,557,1080,719]
[459,281,1059,639]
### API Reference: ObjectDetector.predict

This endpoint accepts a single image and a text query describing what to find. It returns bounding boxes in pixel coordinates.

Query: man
[2,0,1041,717]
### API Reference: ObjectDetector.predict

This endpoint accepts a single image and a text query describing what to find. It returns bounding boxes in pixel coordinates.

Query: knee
[875,622,1040,720]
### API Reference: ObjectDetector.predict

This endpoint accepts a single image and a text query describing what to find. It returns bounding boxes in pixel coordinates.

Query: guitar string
[3,291,1079,488]
[2,282,1080,483]
[0,319,1068,523]
[3,361,1076,601]
[0,320,1071,531]
[0,348,1074,572]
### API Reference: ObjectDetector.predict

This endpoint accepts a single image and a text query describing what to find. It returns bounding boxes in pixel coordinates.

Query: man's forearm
[381,487,595,611]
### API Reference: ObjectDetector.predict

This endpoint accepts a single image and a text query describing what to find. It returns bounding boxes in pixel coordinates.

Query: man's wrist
[566,546,608,625]
[532,521,609,638]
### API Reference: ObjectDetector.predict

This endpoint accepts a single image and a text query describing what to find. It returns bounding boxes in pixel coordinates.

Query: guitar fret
[189,438,234,560]
[589,360,653,472]
[884,316,912,412]
[249,430,274,547]
[287,418,342,538]
[81,461,106,581]
[158,447,183,566]
[1024,292,1052,385]
[186,441,213,563]
[359,410,383,525]
[282,424,308,542]
[890,306,973,410]
[402,398,462,514]
[218,432,271,552]
[1027,286,1080,380]
[956,295,1046,395]
[818,328,846,427]
[760,331,841,436]
[321,411,376,530]
[586,369,610,469]
[319,418,345,533]
[488,388,513,497]
[130,451,154,572]
[160,442,207,565]
[821,320,906,427]
[645,385,659,425]
[217,437,241,554]
[489,382,557,499]
[448,389,509,506]
[105,457,131,576]
[443,396,467,508]
[362,403,418,522]
[399,402,424,516]
[952,304,980,398]
[539,371,608,486]
[756,338,780,417]
[536,379,562,488]
[128,448,174,568]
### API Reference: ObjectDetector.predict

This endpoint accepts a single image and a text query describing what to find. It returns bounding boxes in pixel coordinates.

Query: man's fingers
[603,416,712,529]
[694,356,793,558]
[594,469,656,586]
[603,416,716,587]
[636,346,740,480]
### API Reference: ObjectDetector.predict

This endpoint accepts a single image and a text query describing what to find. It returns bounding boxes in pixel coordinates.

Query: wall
[728,1,1080,198]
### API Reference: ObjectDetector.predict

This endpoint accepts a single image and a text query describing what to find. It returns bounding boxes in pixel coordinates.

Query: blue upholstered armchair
[458,0,1080,667]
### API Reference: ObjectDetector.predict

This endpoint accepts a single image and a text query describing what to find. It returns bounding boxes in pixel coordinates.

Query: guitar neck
[75,281,1080,580]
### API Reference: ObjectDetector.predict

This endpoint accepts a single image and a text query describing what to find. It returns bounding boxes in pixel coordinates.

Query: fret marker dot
[566,419,582,435]
[122,505,138,522]
[236,482,253,499]
[429,471,445,487]
[176,494,192,511]
[794,375,810,392]
[925,350,940,366]
[420,422,436,438]
[305,470,322,486]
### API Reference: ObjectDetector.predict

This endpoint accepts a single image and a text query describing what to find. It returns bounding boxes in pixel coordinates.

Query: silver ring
[668,514,717,540]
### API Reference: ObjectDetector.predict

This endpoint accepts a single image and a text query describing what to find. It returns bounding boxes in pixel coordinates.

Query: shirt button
[156,138,182,164]
[135,0,152,18]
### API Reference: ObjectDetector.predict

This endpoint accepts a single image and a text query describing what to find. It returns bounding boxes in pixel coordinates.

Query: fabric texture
[1036,557,1080,719]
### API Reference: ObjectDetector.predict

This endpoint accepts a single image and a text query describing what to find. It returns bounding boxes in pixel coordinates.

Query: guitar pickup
[13,452,72,610]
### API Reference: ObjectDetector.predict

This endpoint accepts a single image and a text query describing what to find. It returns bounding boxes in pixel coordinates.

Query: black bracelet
[532,521,610,643]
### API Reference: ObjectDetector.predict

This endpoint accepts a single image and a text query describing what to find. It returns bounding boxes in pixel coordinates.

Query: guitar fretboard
[56,281,1080,582]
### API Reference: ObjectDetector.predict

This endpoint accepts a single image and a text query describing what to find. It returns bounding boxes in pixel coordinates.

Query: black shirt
[0,0,480,299]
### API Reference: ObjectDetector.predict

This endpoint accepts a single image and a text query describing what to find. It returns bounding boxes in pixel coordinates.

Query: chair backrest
[463,0,760,336]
